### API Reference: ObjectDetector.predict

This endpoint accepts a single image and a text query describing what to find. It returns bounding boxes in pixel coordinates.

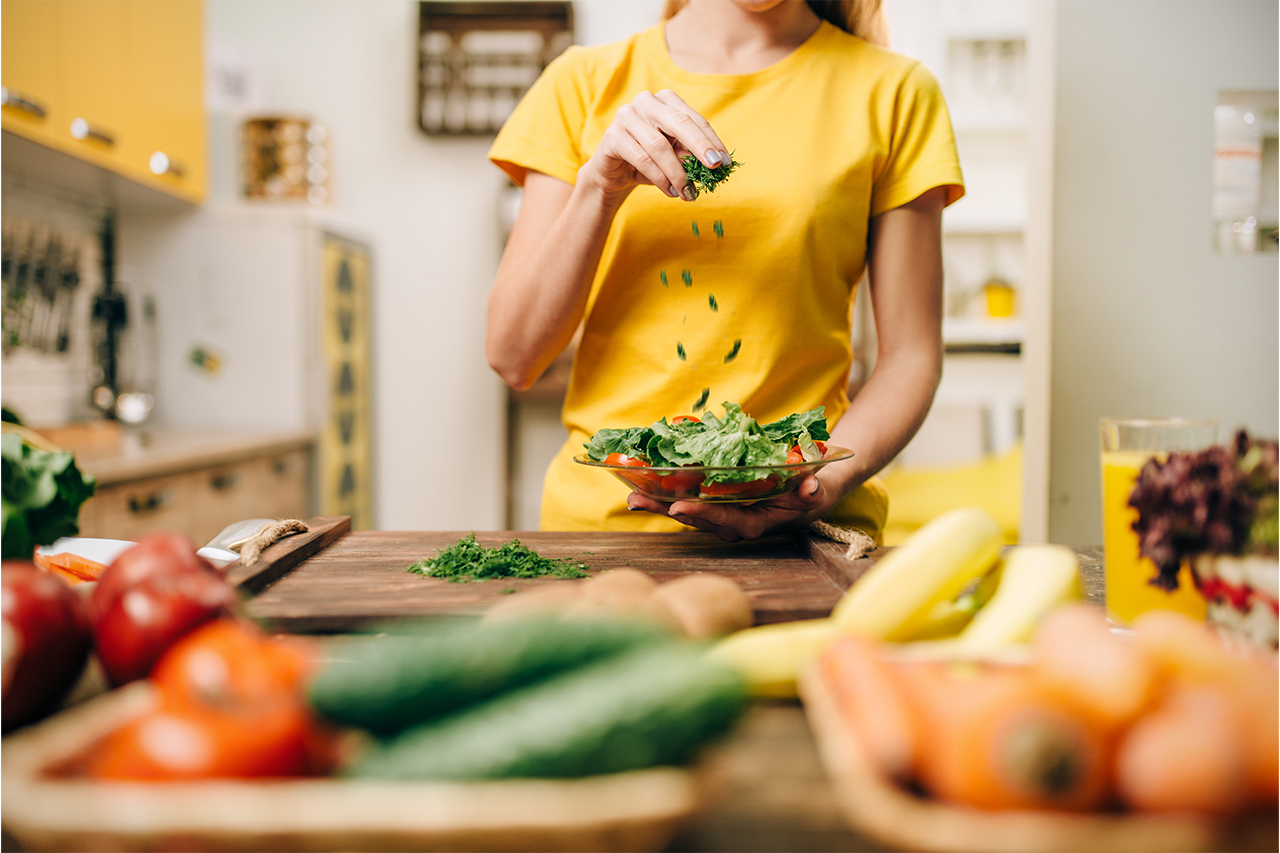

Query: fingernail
[807,481,819,497]
[667,185,679,198]
[671,513,690,524]
[628,503,642,511]
[705,149,723,167]
[681,184,698,202]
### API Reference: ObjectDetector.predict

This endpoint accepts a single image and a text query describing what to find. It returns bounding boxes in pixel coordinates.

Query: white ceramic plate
[35,538,240,573]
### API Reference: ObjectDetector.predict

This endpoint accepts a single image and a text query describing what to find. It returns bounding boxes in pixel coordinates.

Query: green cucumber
[345,644,747,780]
[307,617,668,734]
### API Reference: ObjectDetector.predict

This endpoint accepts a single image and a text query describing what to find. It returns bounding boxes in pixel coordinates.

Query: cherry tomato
[671,415,701,425]
[786,441,829,465]
[1,561,91,731]
[93,567,239,687]
[700,475,781,499]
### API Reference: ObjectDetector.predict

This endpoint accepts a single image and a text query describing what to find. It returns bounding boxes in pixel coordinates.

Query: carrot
[820,635,918,781]
[33,551,107,582]
[894,660,1114,811]
[1032,603,1157,728]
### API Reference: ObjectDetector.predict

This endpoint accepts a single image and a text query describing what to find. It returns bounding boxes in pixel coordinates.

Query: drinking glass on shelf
[1099,418,1218,624]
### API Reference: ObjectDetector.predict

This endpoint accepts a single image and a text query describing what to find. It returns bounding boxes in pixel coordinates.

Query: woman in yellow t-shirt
[487,0,963,542]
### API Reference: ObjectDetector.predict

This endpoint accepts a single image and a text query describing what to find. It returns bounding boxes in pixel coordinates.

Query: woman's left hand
[626,472,840,542]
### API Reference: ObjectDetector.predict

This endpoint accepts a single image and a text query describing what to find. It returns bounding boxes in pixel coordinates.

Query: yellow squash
[708,618,838,698]
[831,507,1004,641]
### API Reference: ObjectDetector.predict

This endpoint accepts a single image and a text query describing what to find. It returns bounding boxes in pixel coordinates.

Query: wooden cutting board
[236,518,861,633]
[232,517,1108,634]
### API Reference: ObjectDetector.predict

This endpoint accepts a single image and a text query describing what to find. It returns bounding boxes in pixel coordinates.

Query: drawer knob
[1,87,47,119]
[70,117,116,147]
[149,151,186,178]
[210,472,239,491]
[128,490,170,514]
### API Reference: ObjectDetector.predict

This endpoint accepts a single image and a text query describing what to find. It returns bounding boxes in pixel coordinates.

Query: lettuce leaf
[586,402,827,485]
[2,432,97,560]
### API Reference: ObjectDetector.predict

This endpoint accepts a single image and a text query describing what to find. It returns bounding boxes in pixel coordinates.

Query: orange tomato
[88,618,338,779]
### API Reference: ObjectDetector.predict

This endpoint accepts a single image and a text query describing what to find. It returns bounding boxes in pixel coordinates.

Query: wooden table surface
[228,521,1109,853]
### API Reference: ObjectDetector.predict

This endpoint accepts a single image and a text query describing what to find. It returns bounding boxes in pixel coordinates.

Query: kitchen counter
[68,427,314,486]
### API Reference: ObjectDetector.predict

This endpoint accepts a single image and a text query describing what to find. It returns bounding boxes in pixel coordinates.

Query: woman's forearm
[486,173,630,390]
[823,348,942,497]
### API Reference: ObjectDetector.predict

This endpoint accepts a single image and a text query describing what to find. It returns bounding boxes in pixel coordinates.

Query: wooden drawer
[77,448,312,545]
[79,473,196,542]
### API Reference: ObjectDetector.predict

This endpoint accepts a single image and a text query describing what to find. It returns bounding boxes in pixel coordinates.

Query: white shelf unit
[878,0,1052,539]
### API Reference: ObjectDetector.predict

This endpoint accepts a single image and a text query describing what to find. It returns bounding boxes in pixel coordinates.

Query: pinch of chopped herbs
[681,152,742,194]
[724,339,742,363]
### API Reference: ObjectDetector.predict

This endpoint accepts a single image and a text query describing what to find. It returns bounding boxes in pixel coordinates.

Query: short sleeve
[870,62,965,217]
[489,48,589,187]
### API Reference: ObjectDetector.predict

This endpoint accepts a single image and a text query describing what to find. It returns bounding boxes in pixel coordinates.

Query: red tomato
[786,441,829,465]
[92,568,239,687]
[1,561,91,731]
[671,415,701,425]
[700,475,781,499]
[604,452,664,493]
[660,469,705,497]
[90,533,219,624]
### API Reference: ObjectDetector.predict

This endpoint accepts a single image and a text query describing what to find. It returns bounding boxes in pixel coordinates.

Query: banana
[950,544,1082,651]
[831,507,1004,641]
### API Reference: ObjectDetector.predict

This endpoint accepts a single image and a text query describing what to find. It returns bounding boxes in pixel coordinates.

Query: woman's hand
[626,469,845,543]
[581,90,730,205]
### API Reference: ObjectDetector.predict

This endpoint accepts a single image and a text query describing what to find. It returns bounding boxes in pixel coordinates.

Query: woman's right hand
[580,89,730,205]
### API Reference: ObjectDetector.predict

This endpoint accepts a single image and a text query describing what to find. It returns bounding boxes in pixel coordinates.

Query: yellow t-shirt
[489,21,964,536]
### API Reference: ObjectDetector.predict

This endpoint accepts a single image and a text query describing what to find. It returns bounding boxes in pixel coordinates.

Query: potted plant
[1129,430,1278,647]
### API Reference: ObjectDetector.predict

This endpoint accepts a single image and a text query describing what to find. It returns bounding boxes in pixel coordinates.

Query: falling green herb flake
[676,342,687,361]
[692,387,710,412]
[713,220,724,239]
[681,269,692,287]
[692,221,700,239]
[708,294,718,312]
[681,152,742,195]
[659,269,668,288]
[501,588,518,595]
[724,339,742,363]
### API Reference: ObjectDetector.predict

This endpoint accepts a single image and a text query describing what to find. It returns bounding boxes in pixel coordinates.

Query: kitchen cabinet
[73,430,313,546]
[1,0,206,205]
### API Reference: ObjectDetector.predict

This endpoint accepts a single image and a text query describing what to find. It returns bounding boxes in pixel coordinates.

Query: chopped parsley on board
[406,533,588,583]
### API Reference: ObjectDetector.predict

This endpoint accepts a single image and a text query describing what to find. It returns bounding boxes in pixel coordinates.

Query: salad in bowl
[575,403,852,503]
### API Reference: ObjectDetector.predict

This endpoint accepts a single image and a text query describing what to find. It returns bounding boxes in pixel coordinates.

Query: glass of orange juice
[1100,418,1218,624]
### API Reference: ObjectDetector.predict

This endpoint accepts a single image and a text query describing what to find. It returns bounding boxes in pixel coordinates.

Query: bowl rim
[572,445,854,473]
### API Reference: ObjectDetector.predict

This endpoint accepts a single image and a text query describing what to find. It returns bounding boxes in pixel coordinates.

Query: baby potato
[652,573,754,640]
[481,584,582,624]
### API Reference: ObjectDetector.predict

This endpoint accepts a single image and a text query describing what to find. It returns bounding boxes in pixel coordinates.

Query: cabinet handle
[272,457,293,475]
[70,117,116,147]
[210,472,239,491]
[1,87,48,119]
[149,151,185,178]
[128,489,170,514]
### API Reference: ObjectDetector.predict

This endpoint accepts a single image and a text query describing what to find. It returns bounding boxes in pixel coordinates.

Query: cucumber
[345,644,747,780]
[307,617,668,734]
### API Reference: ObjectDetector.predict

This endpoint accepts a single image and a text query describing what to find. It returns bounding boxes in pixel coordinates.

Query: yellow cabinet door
[1,0,64,147]
[121,0,206,202]
[58,0,128,172]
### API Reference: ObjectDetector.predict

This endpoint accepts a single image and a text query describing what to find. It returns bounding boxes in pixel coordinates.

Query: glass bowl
[573,446,853,503]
